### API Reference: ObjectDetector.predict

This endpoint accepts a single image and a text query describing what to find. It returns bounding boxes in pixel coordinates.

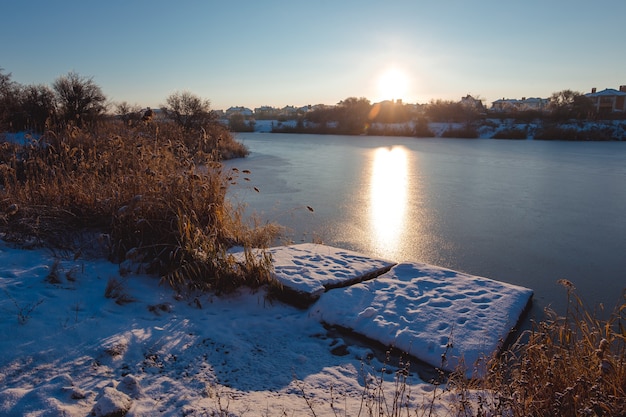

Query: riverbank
[0,241,529,416]
[2,240,623,416]
[229,118,626,140]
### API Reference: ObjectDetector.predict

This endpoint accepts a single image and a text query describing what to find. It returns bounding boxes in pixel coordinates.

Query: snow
[586,88,626,97]
[311,262,533,375]
[1,132,39,146]
[92,386,132,417]
[268,243,395,298]
[0,240,531,416]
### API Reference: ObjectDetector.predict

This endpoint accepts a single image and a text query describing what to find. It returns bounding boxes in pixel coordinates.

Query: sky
[2,0,625,110]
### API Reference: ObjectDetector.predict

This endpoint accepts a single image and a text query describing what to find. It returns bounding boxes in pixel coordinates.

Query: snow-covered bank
[1,242,531,416]
[1,131,40,145]
[227,118,626,140]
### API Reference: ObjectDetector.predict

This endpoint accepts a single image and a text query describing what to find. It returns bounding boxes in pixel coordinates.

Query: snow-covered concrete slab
[268,243,395,303]
[311,262,533,375]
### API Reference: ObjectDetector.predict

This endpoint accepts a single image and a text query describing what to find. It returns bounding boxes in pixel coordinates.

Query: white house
[460,95,485,112]
[225,106,253,118]
[491,97,549,112]
[585,86,626,113]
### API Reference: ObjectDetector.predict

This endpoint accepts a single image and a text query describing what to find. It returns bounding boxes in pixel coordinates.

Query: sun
[377,68,409,101]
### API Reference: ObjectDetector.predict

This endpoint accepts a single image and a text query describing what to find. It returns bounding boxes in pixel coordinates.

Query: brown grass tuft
[104,277,135,305]
[1,119,281,293]
[447,282,626,417]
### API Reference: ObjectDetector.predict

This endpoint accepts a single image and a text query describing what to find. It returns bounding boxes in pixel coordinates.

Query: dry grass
[104,277,135,305]
[446,280,626,417]
[0,119,281,292]
[298,281,625,416]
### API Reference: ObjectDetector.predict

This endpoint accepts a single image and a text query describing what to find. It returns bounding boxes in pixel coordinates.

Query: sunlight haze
[2,0,624,110]
[376,68,411,102]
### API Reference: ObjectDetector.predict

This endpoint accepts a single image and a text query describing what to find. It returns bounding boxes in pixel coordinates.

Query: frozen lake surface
[229,133,626,317]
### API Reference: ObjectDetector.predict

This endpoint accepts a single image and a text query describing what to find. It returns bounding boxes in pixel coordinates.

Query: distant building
[225,106,253,118]
[280,105,298,117]
[491,97,549,112]
[460,95,485,112]
[254,106,279,119]
[297,105,313,113]
[252,104,320,120]
[254,106,276,114]
[585,86,626,113]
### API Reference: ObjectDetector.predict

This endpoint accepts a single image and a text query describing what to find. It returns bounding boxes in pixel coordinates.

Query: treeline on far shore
[2,66,625,141]
[267,117,626,141]
[230,94,626,141]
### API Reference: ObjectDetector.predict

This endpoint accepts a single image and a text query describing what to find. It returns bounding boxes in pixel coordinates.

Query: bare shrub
[3,290,44,324]
[0,68,22,132]
[104,277,135,305]
[114,101,142,126]
[44,259,62,284]
[162,90,215,131]
[52,71,106,128]
[20,83,56,133]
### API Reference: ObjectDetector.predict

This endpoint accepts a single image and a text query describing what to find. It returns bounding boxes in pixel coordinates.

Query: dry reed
[0,119,281,293]
[447,280,626,417]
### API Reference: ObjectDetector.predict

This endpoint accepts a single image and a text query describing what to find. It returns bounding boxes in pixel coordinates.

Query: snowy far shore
[230,118,626,140]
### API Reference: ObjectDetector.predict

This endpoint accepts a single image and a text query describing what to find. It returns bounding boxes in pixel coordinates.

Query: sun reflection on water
[369,146,409,259]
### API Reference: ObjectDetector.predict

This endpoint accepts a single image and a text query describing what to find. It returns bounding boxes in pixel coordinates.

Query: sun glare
[369,146,408,258]
[377,68,409,101]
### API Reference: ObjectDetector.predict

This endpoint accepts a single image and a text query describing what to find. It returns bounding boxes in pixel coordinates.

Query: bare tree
[53,71,106,127]
[336,97,371,134]
[0,68,23,131]
[115,101,142,125]
[425,99,479,123]
[21,84,56,132]
[549,89,594,121]
[163,91,215,130]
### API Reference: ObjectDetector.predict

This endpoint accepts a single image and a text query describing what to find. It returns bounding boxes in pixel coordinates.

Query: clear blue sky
[2,0,624,110]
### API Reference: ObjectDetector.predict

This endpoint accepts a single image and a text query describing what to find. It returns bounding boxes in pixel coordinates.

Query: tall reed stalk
[1,120,281,292]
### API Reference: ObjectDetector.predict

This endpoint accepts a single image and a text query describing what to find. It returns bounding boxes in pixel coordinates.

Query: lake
[226,133,626,318]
